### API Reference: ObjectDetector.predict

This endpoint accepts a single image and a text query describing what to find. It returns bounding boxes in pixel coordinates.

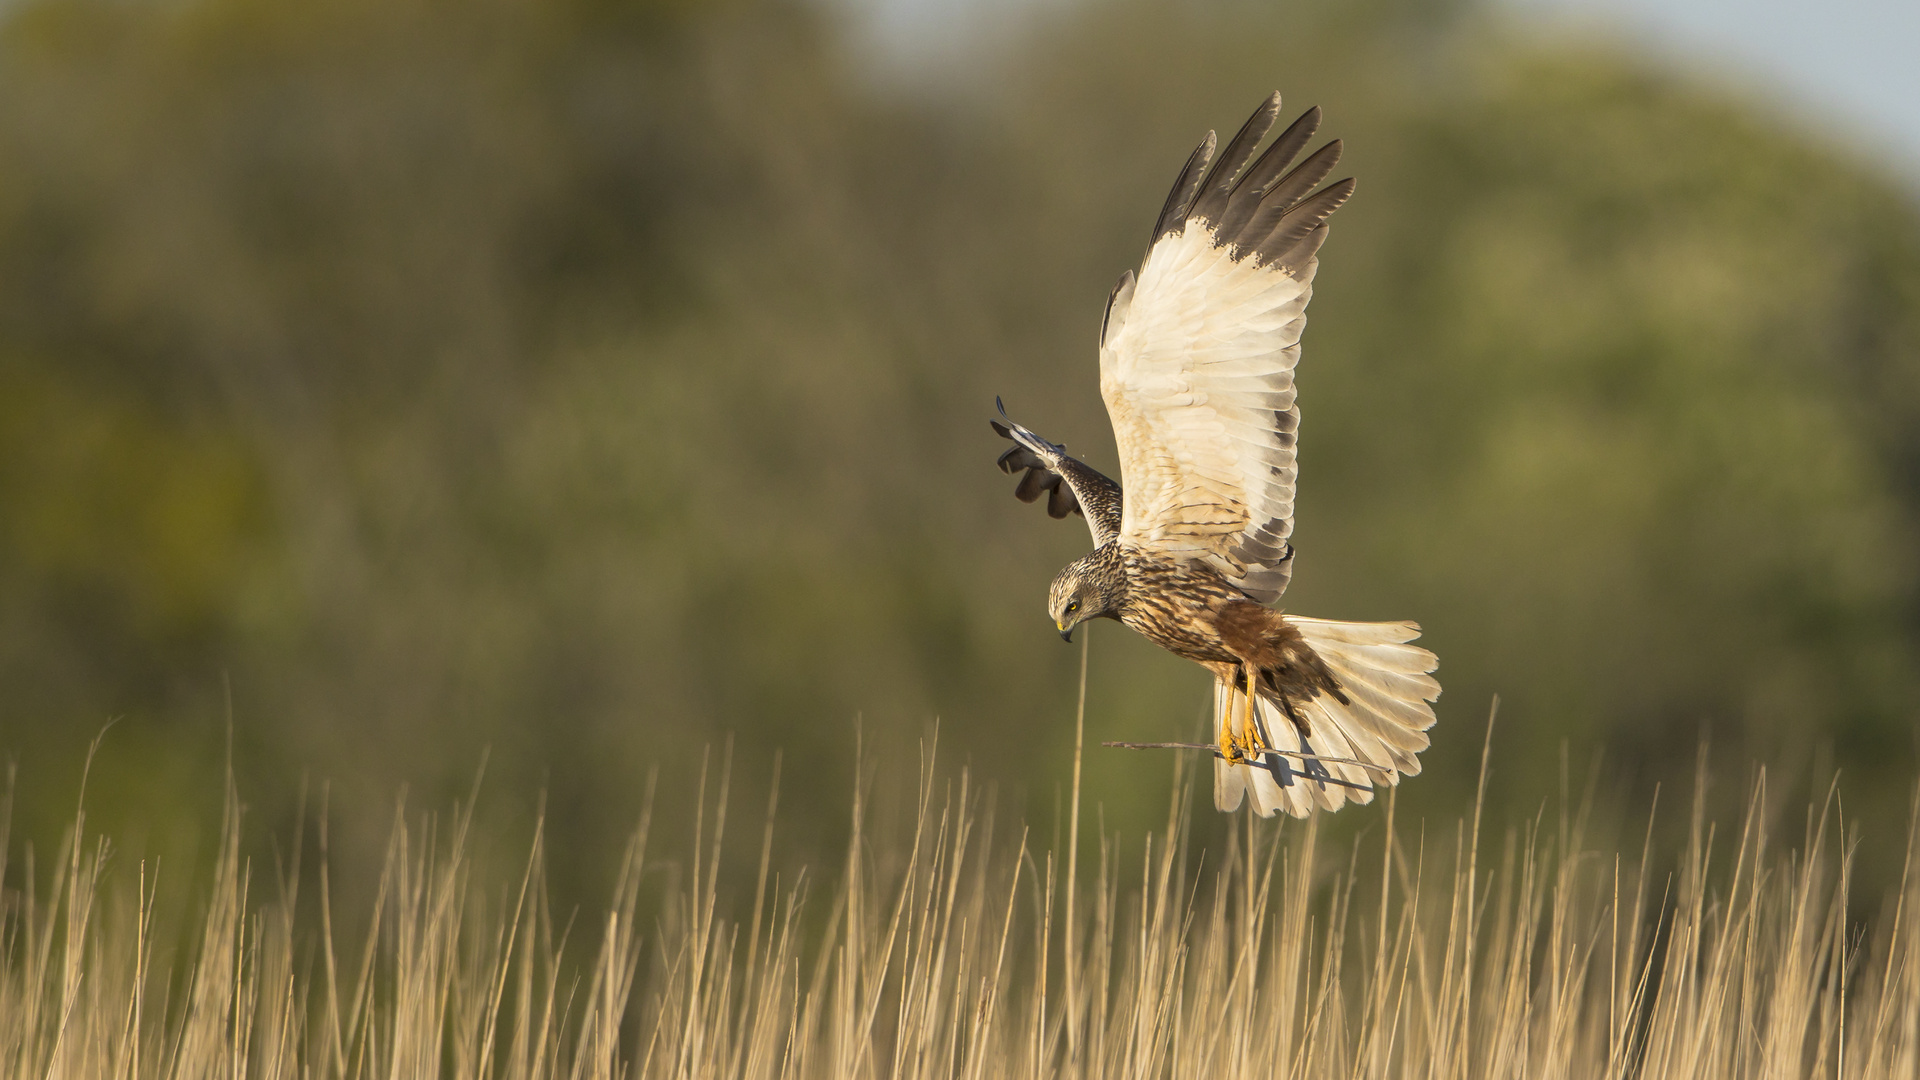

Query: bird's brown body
[1111,544,1344,736]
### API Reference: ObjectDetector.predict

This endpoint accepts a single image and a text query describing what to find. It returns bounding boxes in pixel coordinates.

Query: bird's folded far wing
[1100,93,1353,605]
[991,401,1122,548]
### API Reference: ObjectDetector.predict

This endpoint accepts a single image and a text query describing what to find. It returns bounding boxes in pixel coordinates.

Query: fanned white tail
[1214,617,1440,818]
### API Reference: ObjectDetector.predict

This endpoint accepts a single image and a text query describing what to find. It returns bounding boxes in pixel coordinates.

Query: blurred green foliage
[1,0,1918,891]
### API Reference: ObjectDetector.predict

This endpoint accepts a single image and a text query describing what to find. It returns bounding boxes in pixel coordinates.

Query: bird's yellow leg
[1238,666,1266,758]
[1217,684,1242,763]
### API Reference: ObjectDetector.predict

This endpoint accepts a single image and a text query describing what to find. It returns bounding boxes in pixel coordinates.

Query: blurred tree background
[2,0,1918,897]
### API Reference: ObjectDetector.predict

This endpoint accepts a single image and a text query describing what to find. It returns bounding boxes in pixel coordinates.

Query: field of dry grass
[3,724,1916,1080]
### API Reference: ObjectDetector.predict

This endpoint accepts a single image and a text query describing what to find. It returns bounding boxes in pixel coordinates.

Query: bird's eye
[1066,600,1080,614]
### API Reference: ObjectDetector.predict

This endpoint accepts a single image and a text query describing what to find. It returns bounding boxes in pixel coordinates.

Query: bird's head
[1048,550,1123,642]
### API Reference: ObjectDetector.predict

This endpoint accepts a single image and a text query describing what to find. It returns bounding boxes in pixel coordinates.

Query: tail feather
[1213,617,1440,819]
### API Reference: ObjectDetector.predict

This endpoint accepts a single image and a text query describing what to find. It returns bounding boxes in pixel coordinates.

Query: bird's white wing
[1099,94,1353,605]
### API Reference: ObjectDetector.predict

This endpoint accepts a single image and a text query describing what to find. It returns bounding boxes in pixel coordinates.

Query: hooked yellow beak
[1057,620,1073,643]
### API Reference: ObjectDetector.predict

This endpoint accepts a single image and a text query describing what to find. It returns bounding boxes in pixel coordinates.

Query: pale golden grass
[2,737,1917,1079]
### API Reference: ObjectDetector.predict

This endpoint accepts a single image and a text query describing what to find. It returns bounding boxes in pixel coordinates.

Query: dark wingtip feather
[1256,177,1354,262]
[1046,482,1077,518]
[1143,99,1353,278]
[1237,106,1320,198]
[1216,107,1323,241]
[1151,131,1217,243]
[1267,223,1331,274]
[1260,139,1344,217]
[1015,467,1054,503]
[1190,93,1283,225]
[1213,133,1352,268]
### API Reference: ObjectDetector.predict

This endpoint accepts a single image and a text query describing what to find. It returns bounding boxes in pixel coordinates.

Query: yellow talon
[1217,667,1266,764]
[1239,666,1265,758]
[1218,688,1242,763]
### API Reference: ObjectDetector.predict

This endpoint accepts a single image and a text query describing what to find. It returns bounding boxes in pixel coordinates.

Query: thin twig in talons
[1099,741,1394,774]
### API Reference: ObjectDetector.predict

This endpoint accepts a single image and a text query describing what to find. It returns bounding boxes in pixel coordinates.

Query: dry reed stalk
[1,729,1917,1079]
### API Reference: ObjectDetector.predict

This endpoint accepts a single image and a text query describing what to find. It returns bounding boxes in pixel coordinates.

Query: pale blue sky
[837,0,1920,187]
[1510,0,1920,183]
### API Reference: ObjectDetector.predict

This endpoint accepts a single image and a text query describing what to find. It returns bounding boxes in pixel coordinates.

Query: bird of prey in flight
[993,93,1440,818]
